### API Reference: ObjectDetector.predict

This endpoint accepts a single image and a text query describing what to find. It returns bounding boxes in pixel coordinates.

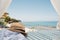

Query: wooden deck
[27,29,60,40]
[0,29,60,40]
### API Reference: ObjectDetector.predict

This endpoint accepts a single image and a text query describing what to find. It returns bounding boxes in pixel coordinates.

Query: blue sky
[7,0,58,22]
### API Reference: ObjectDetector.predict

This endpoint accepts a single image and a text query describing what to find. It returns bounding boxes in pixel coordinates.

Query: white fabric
[50,0,60,29]
[0,29,27,40]
[0,0,12,17]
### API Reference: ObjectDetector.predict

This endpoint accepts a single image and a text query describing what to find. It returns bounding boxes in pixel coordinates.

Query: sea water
[22,21,58,28]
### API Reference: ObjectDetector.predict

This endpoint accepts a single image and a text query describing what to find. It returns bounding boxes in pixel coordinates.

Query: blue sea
[22,21,58,28]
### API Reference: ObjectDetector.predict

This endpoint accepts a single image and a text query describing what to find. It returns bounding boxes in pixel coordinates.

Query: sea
[22,21,58,28]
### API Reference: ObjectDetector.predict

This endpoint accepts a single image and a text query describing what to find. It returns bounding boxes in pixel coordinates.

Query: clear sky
[7,0,58,22]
